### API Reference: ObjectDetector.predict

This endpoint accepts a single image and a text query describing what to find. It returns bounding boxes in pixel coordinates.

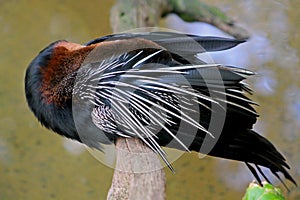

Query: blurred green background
[0,1,299,199]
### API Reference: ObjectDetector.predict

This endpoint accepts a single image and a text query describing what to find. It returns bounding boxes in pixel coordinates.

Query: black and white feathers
[25,31,296,187]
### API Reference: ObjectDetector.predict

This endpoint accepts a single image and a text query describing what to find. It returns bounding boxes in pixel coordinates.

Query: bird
[25,31,296,188]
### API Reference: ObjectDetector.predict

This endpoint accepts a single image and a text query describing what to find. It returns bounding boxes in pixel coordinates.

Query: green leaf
[242,181,285,200]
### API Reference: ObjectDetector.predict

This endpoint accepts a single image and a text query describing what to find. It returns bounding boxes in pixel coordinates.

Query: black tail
[201,129,297,187]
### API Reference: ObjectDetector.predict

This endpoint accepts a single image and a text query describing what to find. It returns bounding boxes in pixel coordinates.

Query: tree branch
[107,138,166,200]
[110,0,250,39]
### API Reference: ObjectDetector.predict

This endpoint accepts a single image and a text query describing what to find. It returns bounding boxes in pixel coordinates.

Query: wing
[76,47,254,168]
[76,35,295,186]
[85,31,245,54]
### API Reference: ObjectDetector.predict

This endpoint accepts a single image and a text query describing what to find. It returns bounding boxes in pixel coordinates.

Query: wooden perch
[107,138,166,200]
[107,0,250,199]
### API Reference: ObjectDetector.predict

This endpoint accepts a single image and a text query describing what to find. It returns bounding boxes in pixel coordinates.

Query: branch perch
[110,0,250,39]
[107,138,166,200]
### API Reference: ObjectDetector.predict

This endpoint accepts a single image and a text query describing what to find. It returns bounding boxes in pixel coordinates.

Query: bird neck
[40,41,95,107]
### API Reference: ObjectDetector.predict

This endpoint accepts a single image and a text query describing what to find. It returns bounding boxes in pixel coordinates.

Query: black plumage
[25,31,296,187]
